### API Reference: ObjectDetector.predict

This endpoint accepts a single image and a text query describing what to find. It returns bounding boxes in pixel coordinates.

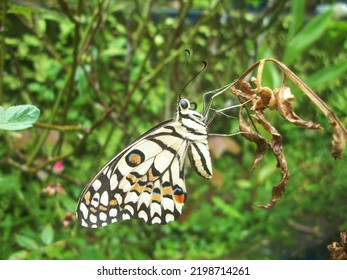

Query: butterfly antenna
[179,60,207,97]
[178,49,191,99]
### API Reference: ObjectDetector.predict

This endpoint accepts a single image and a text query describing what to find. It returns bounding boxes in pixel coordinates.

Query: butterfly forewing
[76,99,212,227]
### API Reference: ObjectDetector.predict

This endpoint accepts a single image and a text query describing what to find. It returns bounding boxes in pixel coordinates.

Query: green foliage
[283,9,333,65]
[0,0,346,260]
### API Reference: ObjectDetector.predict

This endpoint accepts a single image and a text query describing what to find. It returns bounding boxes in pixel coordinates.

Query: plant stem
[61,0,82,120]
[33,122,86,132]
[0,0,6,104]
[26,72,70,166]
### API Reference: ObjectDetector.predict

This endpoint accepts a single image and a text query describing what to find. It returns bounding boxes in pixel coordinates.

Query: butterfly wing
[76,120,190,227]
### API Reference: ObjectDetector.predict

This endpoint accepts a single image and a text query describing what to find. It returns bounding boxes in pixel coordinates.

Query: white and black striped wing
[76,121,190,227]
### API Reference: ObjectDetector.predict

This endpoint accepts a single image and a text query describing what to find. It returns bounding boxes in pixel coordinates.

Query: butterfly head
[176,98,204,122]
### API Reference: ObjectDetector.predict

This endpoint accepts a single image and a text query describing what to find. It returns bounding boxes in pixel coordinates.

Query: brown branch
[33,122,86,133]
[80,63,108,108]
[78,0,110,61]
[288,220,325,238]
[7,47,36,104]
[57,0,79,24]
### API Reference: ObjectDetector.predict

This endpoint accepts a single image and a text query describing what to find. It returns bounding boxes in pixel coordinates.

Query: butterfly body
[77,99,212,227]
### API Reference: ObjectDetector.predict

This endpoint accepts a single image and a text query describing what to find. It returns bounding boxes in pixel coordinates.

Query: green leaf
[7,4,37,17]
[15,234,39,250]
[8,250,29,260]
[305,59,347,89]
[288,0,306,40]
[212,197,242,219]
[0,170,21,194]
[0,105,40,131]
[41,224,54,245]
[60,195,77,213]
[43,240,66,258]
[283,9,333,65]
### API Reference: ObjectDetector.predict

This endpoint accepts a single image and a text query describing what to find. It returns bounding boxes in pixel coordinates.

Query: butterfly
[76,94,217,227]
[75,59,238,227]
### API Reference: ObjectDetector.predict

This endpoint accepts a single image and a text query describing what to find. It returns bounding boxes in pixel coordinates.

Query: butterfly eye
[190,101,197,110]
[179,99,190,110]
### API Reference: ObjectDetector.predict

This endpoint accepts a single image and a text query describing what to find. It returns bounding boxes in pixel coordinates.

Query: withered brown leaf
[252,111,290,208]
[329,116,347,159]
[238,112,267,170]
[274,86,323,130]
[327,231,347,260]
[251,77,277,110]
[228,58,346,210]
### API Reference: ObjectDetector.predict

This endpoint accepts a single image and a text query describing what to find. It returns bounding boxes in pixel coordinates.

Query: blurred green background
[0,0,346,260]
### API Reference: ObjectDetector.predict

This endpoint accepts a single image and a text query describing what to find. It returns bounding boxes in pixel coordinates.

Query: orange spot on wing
[109,199,117,206]
[174,194,185,204]
[162,187,172,196]
[152,193,161,202]
[99,205,107,211]
[90,207,97,213]
[129,154,141,165]
[132,184,145,193]
[126,174,137,184]
[84,191,91,205]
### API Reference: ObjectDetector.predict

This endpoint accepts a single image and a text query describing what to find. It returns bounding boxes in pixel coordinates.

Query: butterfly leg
[205,99,251,127]
[202,82,234,119]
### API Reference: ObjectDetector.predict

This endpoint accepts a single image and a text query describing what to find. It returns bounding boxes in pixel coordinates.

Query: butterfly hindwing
[77,121,189,227]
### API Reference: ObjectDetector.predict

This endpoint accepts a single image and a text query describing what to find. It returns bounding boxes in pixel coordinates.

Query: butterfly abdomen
[188,141,213,178]
[178,109,213,179]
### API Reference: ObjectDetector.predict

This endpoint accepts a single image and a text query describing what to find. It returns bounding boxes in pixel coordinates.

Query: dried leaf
[231,81,255,100]
[327,232,347,260]
[251,77,277,110]
[229,58,347,210]
[239,112,267,170]
[238,80,256,97]
[253,111,290,208]
[274,86,323,129]
[330,118,346,159]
